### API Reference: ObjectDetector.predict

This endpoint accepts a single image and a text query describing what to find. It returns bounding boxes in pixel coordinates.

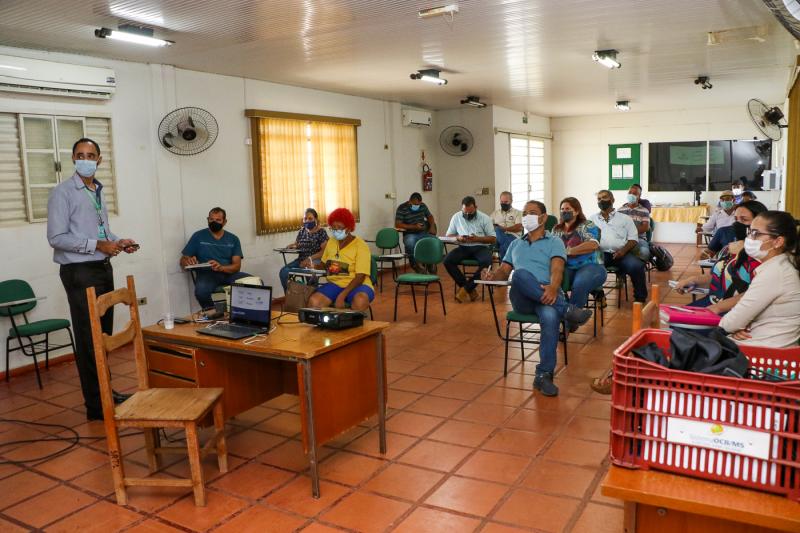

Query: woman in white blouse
[719,210,800,347]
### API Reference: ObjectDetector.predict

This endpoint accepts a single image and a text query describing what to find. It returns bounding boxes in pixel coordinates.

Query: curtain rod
[493,127,552,140]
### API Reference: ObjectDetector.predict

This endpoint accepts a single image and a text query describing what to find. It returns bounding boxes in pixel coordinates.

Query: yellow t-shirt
[320,236,374,289]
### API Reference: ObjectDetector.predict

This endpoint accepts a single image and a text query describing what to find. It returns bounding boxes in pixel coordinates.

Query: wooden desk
[142,315,389,498]
[601,466,800,532]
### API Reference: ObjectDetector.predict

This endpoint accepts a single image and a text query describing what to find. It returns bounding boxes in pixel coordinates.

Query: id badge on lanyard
[84,187,107,240]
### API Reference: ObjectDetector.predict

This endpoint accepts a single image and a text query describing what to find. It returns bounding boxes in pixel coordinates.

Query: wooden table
[142,314,389,498]
[601,466,800,532]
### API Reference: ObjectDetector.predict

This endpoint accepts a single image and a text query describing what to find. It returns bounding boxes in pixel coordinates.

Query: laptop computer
[197,283,272,340]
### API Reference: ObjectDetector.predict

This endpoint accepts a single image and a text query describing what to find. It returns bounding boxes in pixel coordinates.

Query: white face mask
[743,237,768,260]
[732,187,743,196]
[522,214,541,233]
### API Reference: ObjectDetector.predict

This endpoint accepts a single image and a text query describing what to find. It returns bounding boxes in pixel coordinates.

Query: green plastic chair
[501,274,569,376]
[1,279,75,389]
[561,269,605,337]
[373,228,402,293]
[393,238,446,323]
[544,214,558,231]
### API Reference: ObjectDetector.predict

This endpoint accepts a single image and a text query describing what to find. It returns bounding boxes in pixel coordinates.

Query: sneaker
[533,372,559,396]
[455,286,469,303]
[590,375,613,395]
[112,390,132,405]
[564,305,592,331]
[468,288,480,301]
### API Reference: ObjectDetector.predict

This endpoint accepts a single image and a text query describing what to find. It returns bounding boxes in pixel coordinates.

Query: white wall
[0,46,436,372]
[551,106,783,219]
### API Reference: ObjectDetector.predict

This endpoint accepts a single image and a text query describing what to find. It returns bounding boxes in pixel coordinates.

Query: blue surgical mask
[627,194,638,204]
[75,159,97,178]
[304,220,316,230]
[410,204,421,212]
[331,229,347,241]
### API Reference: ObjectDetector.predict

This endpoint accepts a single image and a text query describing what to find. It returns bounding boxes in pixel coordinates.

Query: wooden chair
[87,275,227,507]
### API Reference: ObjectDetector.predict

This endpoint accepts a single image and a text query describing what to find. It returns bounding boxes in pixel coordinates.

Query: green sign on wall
[608,143,641,191]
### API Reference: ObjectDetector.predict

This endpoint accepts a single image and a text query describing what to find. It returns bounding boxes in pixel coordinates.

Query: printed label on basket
[666,417,771,460]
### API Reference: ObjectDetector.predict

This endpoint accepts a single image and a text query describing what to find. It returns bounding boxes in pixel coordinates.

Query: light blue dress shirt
[445,210,494,247]
[47,173,118,265]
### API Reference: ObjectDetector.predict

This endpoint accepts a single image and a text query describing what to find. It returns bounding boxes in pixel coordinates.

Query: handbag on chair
[284,279,316,313]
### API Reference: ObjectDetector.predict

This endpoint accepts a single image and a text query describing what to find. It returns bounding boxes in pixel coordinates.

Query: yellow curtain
[786,72,800,218]
[310,121,360,222]
[254,118,309,234]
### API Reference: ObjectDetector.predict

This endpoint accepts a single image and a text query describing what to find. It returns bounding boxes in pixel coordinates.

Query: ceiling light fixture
[410,69,447,85]
[418,4,459,19]
[460,96,486,108]
[615,100,630,111]
[94,25,174,47]
[694,76,712,89]
[592,49,621,69]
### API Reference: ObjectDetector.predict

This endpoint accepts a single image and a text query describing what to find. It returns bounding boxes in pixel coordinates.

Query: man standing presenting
[590,189,648,303]
[394,192,437,274]
[444,196,496,302]
[482,200,591,396]
[47,138,138,421]
[491,191,523,259]
[180,207,251,308]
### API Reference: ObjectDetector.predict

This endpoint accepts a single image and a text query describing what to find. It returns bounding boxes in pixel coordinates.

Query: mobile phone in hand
[125,244,140,251]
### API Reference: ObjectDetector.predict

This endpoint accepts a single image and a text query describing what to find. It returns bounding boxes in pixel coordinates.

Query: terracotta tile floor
[0,244,704,532]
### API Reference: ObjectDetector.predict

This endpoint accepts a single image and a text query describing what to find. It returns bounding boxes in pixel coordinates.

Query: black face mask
[598,200,613,211]
[208,221,224,233]
[500,203,511,212]
[463,211,476,221]
[561,211,574,222]
[733,221,749,241]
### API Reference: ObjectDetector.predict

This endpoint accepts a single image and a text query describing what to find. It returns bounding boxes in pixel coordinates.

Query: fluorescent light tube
[592,50,621,69]
[419,4,459,18]
[95,27,173,47]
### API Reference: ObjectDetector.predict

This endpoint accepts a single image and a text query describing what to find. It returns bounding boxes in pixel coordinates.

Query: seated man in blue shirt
[180,207,251,308]
[444,196,496,303]
[481,200,592,396]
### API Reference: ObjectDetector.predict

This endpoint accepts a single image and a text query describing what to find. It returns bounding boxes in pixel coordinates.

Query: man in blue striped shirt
[47,138,138,421]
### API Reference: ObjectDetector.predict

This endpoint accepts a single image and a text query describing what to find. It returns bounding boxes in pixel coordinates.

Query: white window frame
[509,135,546,210]
[19,114,87,222]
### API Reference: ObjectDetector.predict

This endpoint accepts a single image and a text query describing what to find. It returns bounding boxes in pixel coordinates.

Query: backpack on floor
[649,244,673,271]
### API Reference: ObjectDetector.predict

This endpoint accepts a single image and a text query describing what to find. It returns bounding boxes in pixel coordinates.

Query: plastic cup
[163,312,175,330]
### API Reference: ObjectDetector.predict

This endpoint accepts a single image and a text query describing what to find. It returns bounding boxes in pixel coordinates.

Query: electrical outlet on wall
[385,193,396,199]
[137,297,147,305]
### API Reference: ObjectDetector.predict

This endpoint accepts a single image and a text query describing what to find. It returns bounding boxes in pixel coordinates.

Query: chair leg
[44,332,50,370]
[410,285,418,313]
[5,338,9,382]
[185,421,206,506]
[105,422,128,505]
[31,351,42,390]
[423,284,429,324]
[213,401,228,474]
[562,322,569,366]
[519,323,525,362]
[143,428,161,473]
[369,306,374,320]
[438,281,447,316]
[503,321,511,377]
[393,283,400,321]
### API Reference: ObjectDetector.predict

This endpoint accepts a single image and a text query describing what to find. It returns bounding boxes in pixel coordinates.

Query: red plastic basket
[610,329,800,500]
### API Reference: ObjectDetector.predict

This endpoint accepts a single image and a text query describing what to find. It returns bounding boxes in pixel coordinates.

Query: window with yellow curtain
[247,110,360,234]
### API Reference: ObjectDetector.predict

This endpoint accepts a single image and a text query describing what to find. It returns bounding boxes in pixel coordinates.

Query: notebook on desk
[198,283,272,340]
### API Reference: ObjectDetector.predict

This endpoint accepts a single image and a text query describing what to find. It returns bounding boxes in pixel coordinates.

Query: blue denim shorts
[316,283,375,304]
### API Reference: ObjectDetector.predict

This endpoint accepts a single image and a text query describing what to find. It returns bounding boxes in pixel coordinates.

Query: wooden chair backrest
[87,275,149,418]
[631,284,661,334]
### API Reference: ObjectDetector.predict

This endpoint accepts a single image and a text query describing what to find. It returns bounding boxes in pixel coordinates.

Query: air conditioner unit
[402,109,432,127]
[0,54,116,100]
[762,169,782,190]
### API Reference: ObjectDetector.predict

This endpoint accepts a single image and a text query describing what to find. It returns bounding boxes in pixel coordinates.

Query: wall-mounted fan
[439,125,474,156]
[157,107,219,155]
[747,98,787,141]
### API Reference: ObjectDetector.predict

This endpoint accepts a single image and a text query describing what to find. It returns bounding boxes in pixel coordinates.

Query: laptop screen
[229,284,272,328]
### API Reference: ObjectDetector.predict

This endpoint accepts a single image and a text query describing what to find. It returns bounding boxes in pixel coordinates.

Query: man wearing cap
[701,190,736,236]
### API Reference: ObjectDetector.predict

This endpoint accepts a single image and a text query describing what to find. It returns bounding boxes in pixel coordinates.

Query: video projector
[298,308,365,330]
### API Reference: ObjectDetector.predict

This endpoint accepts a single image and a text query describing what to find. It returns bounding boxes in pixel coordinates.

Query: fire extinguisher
[421,151,433,192]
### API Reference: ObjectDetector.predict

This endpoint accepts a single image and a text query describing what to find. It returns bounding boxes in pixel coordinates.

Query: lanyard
[83,186,106,237]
